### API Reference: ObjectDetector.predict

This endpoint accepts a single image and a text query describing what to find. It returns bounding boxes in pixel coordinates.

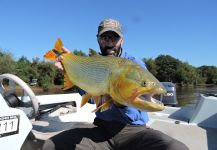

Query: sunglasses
[99,34,120,42]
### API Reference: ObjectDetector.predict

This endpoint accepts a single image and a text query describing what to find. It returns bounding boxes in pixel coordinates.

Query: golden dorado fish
[44,38,166,112]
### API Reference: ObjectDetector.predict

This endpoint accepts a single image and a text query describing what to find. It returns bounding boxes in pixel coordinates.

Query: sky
[0,0,216,67]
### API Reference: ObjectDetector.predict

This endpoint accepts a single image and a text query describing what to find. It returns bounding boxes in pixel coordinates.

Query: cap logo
[103,20,118,28]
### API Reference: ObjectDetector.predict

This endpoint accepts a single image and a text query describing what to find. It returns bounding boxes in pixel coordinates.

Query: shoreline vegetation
[175,83,217,87]
[0,49,217,91]
[3,85,77,96]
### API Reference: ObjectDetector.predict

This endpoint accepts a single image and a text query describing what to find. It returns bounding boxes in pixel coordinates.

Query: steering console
[0,74,39,118]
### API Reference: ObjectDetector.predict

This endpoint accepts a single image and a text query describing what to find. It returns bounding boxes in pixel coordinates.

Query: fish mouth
[134,87,165,106]
[138,86,166,106]
[129,94,165,112]
[127,89,165,111]
[139,94,164,106]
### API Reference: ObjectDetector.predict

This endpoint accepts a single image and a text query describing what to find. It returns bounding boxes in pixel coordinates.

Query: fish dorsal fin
[89,48,100,56]
[63,72,74,90]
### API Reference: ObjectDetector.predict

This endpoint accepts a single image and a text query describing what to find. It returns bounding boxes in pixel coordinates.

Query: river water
[176,85,217,106]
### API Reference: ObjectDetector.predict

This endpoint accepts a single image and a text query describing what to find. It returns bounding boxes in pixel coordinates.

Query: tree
[143,58,157,76]
[175,62,198,85]
[54,70,64,85]
[73,49,87,56]
[36,61,56,89]
[15,56,33,82]
[155,55,182,82]
[0,50,16,74]
[198,66,217,84]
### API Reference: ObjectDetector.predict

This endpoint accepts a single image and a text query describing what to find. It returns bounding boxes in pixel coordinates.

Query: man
[43,19,188,150]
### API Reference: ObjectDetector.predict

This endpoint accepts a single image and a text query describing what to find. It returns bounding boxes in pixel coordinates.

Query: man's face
[98,31,123,56]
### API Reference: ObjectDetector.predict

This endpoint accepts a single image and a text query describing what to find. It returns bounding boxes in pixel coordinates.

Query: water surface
[176,85,217,106]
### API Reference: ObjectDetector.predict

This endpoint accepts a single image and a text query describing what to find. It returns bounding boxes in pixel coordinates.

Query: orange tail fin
[44,38,64,60]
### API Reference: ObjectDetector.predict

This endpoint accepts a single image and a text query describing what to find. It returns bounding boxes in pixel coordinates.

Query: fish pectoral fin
[92,99,113,113]
[81,94,92,107]
[63,73,74,90]
[100,100,113,112]
[92,96,101,106]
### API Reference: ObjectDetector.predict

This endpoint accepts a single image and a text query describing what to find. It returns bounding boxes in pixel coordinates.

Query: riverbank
[4,85,76,96]
[176,83,217,87]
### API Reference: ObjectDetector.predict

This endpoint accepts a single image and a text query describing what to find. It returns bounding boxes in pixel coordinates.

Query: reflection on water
[176,85,217,106]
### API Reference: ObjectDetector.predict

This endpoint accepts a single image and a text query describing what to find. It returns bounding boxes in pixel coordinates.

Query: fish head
[110,65,166,112]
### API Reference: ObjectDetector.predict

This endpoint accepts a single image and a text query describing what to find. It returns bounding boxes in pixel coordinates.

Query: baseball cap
[97,19,123,37]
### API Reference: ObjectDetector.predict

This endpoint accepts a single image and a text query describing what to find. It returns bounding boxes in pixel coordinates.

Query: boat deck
[147,111,217,150]
[26,110,217,150]
[22,94,217,150]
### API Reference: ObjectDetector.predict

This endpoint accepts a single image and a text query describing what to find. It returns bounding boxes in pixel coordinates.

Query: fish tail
[44,38,65,60]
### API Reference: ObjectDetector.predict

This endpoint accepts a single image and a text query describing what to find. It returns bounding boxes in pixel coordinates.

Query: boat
[0,73,216,150]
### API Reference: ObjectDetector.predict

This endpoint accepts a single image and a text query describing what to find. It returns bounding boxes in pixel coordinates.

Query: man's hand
[54,47,70,71]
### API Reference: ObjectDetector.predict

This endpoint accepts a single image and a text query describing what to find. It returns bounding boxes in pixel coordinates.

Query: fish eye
[141,81,147,87]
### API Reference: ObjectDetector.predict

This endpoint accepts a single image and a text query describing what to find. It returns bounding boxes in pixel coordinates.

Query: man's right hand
[54,47,70,71]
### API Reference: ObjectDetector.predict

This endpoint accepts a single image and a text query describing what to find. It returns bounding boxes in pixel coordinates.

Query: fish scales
[44,38,166,112]
[63,54,115,95]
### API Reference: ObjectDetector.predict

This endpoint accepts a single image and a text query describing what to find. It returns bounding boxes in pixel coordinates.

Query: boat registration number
[0,115,19,138]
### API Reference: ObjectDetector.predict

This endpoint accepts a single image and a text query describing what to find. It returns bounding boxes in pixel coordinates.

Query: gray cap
[97,19,123,37]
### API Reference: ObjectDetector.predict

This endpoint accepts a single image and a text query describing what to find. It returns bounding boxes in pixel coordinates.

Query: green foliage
[54,70,64,85]
[175,63,198,85]
[15,56,34,82]
[0,47,217,88]
[73,49,87,56]
[39,75,53,90]
[155,55,182,82]
[198,66,217,84]
[143,54,216,85]
[37,61,56,89]
[143,58,157,76]
[0,50,16,74]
